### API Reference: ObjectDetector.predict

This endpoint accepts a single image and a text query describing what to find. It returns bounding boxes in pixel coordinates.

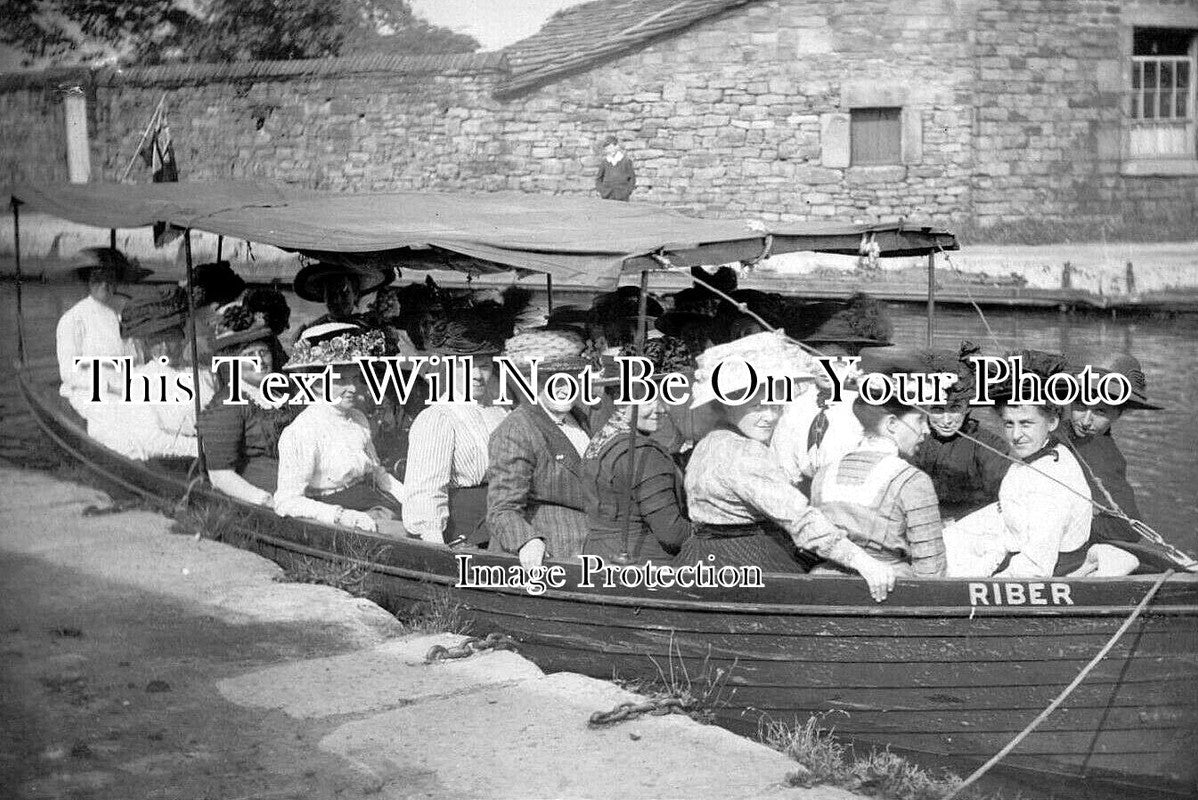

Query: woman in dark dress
[198,307,297,506]
[582,378,690,564]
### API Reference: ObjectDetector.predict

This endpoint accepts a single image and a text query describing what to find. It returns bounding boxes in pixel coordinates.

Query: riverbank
[1,212,1196,312]
[0,462,865,800]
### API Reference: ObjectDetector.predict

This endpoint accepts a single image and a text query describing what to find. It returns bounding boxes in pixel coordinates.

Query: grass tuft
[284,535,392,598]
[759,713,1017,800]
[612,635,737,725]
[397,585,472,635]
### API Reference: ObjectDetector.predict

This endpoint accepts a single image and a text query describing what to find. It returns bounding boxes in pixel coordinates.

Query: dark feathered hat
[71,247,152,284]
[800,292,893,347]
[192,261,246,308]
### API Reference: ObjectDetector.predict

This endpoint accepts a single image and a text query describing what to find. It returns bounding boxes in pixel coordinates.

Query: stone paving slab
[219,635,544,719]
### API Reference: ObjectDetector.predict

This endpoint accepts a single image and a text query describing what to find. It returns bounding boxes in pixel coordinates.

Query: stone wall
[968,0,1198,232]
[0,0,1195,237]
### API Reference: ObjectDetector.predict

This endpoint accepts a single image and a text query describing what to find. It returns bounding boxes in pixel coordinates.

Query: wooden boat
[9,182,1198,797]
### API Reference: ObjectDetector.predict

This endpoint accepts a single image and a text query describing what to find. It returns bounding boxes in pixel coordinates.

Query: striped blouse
[811,439,946,577]
[401,402,510,542]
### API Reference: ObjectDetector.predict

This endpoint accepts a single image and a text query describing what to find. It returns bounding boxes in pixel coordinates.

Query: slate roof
[499,0,757,97]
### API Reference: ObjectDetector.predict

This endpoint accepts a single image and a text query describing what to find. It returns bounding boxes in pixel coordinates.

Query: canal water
[2,282,1196,555]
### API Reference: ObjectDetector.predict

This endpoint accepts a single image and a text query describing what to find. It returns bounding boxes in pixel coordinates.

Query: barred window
[1129,28,1197,160]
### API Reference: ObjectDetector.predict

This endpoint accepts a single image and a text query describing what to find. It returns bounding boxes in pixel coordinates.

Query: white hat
[690,331,817,408]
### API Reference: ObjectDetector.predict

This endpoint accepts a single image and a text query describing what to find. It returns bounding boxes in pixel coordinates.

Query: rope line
[944,569,1175,799]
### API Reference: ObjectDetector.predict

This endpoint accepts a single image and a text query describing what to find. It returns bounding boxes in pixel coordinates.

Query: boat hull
[17,364,1198,796]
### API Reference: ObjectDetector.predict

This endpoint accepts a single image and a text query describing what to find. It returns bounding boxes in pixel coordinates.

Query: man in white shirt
[55,249,147,417]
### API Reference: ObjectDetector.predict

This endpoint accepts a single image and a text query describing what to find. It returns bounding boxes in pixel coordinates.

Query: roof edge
[0,52,508,91]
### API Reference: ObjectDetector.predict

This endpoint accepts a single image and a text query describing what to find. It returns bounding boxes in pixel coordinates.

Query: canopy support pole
[216,235,224,262]
[619,269,652,562]
[183,230,207,476]
[925,251,936,348]
[545,274,554,314]
[12,200,26,366]
[109,229,116,250]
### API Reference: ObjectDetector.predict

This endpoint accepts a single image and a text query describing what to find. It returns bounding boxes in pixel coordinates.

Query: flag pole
[119,94,166,183]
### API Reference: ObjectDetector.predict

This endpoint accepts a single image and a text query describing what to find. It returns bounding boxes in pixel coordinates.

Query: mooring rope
[943,569,1175,799]
[935,243,1002,353]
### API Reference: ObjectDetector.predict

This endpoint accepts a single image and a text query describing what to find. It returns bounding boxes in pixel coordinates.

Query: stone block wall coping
[0,52,509,92]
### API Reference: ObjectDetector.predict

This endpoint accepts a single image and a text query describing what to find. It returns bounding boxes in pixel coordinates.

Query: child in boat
[55,248,149,418]
[87,286,215,461]
[679,332,897,602]
[582,361,691,564]
[272,323,404,534]
[943,399,1092,578]
[1059,351,1161,545]
[908,344,1010,521]
[486,329,601,568]
[402,317,510,546]
[197,306,298,506]
[810,376,946,578]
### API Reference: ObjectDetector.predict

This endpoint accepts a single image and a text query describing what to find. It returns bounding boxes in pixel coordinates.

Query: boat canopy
[5,181,957,284]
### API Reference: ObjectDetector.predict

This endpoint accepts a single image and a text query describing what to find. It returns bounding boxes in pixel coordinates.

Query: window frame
[1120,16,1198,176]
[849,107,903,167]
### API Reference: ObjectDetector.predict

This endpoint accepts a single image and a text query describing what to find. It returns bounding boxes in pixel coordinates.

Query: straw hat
[293,262,393,303]
[690,331,817,408]
[1068,351,1162,411]
[421,316,506,358]
[120,286,188,340]
[501,328,591,375]
[285,322,387,370]
[71,247,152,284]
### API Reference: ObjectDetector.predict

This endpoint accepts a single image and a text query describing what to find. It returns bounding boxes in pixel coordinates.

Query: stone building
[0,0,1195,238]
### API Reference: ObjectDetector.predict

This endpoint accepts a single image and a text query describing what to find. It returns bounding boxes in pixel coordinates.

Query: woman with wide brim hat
[589,286,666,356]
[87,286,215,462]
[486,328,603,567]
[55,248,151,416]
[895,342,1013,520]
[1059,350,1162,548]
[580,358,691,564]
[197,306,298,507]
[272,322,405,535]
[402,316,511,547]
[680,331,897,601]
[294,262,393,329]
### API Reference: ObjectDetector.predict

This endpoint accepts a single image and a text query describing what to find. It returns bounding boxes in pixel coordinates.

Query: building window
[850,107,902,166]
[1129,27,1197,160]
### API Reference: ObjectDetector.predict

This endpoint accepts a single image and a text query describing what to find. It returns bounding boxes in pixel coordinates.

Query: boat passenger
[908,344,1010,520]
[294,262,392,332]
[190,260,247,315]
[811,380,946,578]
[87,286,215,461]
[197,307,298,506]
[771,293,893,490]
[486,329,601,567]
[273,323,405,534]
[680,332,898,602]
[582,363,690,564]
[1059,352,1161,545]
[55,248,149,417]
[402,318,510,546]
[943,400,1091,578]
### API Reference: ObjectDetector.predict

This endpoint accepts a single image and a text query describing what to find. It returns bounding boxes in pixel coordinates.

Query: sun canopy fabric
[6,181,957,284]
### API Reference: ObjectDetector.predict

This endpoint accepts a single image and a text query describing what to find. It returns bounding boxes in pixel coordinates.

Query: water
[3,283,1196,554]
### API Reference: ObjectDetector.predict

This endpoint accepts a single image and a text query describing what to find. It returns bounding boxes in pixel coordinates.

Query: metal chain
[588,696,691,727]
[424,632,517,664]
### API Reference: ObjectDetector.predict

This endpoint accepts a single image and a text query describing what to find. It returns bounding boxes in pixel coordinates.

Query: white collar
[857,436,900,456]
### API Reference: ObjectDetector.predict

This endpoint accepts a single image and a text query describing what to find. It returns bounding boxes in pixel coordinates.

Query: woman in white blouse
[402,318,509,545]
[273,323,405,533]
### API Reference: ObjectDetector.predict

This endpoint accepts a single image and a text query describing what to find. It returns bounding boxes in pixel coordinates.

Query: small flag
[137,103,181,245]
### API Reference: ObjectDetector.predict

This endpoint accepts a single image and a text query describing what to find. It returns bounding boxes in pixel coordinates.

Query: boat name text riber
[968,581,1074,606]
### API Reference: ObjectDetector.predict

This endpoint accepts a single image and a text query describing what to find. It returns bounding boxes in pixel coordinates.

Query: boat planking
[17,361,1198,797]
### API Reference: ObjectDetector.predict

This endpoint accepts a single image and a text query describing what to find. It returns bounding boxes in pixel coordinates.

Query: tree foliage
[0,0,480,67]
